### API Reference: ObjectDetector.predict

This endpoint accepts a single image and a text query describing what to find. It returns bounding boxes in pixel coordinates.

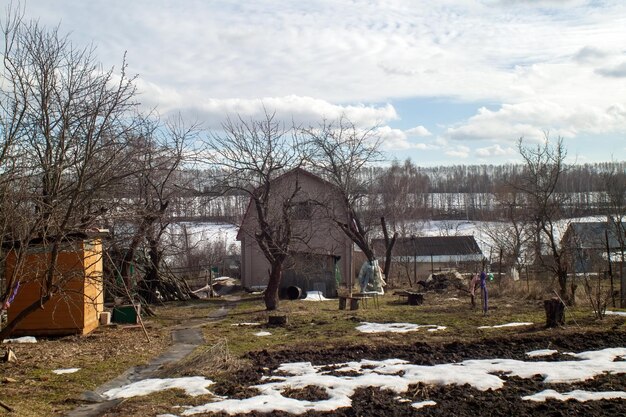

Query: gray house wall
[238,169,353,296]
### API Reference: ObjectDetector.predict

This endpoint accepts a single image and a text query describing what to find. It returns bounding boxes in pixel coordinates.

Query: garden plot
[102,347,626,416]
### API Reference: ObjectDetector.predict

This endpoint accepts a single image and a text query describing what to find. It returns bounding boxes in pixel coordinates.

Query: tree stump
[544,298,565,328]
[407,293,424,306]
[350,298,360,310]
[339,297,347,310]
[268,315,288,326]
[2,348,17,363]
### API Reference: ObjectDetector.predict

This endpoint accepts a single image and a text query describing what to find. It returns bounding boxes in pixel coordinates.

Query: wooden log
[0,399,13,412]
[349,298,360,310]
[338,297,347,310]
[268,315,288,326]
[544,298,565,328]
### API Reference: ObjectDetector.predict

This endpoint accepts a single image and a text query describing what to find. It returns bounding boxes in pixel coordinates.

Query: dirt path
[65,298,239,417]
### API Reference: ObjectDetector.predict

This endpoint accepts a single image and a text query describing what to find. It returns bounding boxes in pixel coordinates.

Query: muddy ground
[208,329,626,417]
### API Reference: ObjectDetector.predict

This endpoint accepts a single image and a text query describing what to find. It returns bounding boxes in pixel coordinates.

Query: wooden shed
[4,232,106,336]
[372,235,485,283]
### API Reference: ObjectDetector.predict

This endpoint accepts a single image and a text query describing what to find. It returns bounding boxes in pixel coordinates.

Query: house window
[293,201,313,220]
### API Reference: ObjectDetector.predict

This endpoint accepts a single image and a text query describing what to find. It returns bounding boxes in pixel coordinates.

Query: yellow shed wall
[6,239,104,336]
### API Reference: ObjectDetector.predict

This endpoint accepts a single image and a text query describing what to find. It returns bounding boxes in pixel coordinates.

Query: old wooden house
[237,168,353,298]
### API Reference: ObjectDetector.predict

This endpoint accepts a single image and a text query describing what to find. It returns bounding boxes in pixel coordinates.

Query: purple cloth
[480,271,488,313]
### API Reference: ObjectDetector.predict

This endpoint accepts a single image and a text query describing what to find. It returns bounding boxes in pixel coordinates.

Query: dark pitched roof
[373,235,483,257]
[563,221,625,249]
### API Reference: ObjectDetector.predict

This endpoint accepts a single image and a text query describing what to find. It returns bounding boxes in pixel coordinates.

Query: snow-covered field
[176,216,606,263]
[168,222,239,248]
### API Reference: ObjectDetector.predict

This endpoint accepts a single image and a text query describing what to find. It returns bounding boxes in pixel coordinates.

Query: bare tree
[479,182,533,277]
[603,167,626,307]
[204,112,305,310]
[302,117,383,263]
[0,7,138,339]
[376,159,430,229]
[514,136,575,304]
[373,159,430,279]
[106,115,198,304]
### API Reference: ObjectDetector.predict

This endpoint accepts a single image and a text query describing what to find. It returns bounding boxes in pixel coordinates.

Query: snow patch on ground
[356,322,446,333]
[103,377,214,399]
[412,400,437,409]
[478,322,533,329]
[254,331,272,337]
[522,389,626,402]
[179,347,626,415]
[302,291,331,301]
[2,336,37,343]
[53,368,80,374]
[231,322,261,326]
[526,349,558,358]
[606,310,626,317]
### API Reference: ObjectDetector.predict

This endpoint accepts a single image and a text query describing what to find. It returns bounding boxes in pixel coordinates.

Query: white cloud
[18,1,626,164]
[474,144,516,158]
[377,126,433,151]
[573,46,610,64]
[445,101,626,143]
[445,145,471,159]
[159,96,398,129]
[23,1,626,106]
[405,126,432,137]
[596,62,626,78]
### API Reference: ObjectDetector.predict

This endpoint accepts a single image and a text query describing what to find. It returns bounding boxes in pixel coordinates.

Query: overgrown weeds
[157,338,248,379]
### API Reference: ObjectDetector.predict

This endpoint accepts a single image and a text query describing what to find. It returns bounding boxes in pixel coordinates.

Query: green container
[111,305,140,324]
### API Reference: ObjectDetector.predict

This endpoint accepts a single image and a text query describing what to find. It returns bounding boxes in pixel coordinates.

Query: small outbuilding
[373,235,485,283]
[561,221,625,274]
[4,231,106,336]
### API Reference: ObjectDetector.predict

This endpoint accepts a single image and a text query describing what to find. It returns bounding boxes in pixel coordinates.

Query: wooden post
[339,297,347,310]
[605,230,615,308]
[349,298,360,310]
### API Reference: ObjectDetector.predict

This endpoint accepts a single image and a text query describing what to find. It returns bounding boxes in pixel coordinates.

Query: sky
[16,0,626,166]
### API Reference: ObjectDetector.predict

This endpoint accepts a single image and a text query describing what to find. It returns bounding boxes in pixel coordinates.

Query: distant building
[373,235,485,283]
[561,221,625,274]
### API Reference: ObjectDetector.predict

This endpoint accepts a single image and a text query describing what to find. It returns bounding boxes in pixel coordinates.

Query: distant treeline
[164,160,625,223]
[362,160,626,194]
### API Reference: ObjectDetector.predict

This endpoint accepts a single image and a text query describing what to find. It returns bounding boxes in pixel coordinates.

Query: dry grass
[157,338,249,379]
[1,321,172,416]
[201,286,626,359]
[2,286,624,416]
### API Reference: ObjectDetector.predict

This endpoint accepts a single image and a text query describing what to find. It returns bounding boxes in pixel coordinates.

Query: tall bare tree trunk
[264,261,283,310]
[381,216,397,282]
